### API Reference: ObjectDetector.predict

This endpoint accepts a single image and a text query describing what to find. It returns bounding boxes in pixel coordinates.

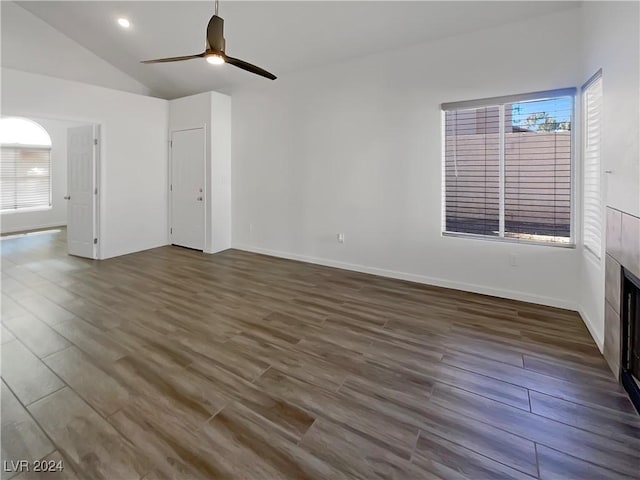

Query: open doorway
[0,116,101,259]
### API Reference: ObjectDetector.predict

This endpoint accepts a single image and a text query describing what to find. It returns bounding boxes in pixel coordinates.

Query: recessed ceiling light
[117,18,131,29]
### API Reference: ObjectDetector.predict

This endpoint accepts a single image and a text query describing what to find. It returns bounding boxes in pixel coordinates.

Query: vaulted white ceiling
[5,1,579,99]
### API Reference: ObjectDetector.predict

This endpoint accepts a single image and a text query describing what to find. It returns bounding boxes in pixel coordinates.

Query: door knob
[64,196,71,200]
[197,196,203,201]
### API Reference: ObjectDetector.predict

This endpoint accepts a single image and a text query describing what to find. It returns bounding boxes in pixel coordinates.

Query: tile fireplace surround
[604,206,640,377]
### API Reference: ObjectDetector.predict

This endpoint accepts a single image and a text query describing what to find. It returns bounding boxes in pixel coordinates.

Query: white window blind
[0,146,52,211]
[582,72,603,258]
[444,107,500,236]
[442,89,575,246]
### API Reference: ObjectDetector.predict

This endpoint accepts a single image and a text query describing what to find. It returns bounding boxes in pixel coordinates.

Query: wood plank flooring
[1,229,639,479]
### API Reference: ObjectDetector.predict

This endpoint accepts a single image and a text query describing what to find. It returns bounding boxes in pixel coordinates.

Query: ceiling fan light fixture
[139,0,276,80]
[205,53,225,65]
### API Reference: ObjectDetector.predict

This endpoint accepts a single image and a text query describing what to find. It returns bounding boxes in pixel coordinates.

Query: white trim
[498,104,505,237]
[440,111,447,235]
[578,305,604,352]
[0,144,51,150]
[233,243,578,311]
[1,222,65,235]
[1,205,52,215]
[93,125,101,260]
[570,87,577,246]
[442,87,577,111]
[99,241,168,260]
[169,126,207,251]
[442,231,576,248]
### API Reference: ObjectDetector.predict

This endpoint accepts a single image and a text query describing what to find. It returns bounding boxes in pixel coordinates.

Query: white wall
[210,92,232,253]
[1,2,151,97]
[1,68,169,259]
[582,2,640,219]
[169,92,231,253]
[578,1,640,349]
[231,9,583,309]
[0,116,85,233]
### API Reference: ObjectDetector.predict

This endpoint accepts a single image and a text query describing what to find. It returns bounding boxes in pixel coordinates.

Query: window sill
[1,206,53,215]
[442,231,576,249]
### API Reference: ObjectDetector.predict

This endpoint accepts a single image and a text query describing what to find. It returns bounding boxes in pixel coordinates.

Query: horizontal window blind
[443,90,574,245]
[582,73,603,258]
[504,98,572,242]
[444,107,500,236]
[0,146,51,211]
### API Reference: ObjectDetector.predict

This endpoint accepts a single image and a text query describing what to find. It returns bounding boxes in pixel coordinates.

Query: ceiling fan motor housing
[207,15,226,53]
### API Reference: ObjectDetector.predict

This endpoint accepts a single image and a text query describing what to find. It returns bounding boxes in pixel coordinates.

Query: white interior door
[171,128,205,250]
[67,125,98,258]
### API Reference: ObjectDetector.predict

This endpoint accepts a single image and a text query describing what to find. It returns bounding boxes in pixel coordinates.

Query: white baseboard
[1,222,66,235]
[233,243,578,311]
[578,306,604,352]
[100,241,170,260]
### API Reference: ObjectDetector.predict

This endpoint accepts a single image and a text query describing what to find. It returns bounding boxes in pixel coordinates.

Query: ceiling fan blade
[206,15,225,52]
[141,53,205,64]
[224,55,277,80]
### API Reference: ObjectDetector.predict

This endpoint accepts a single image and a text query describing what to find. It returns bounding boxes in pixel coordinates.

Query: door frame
[67,123,101,260]
[169,126,207,249]
[3,111,105,259]
[92,125,101,259]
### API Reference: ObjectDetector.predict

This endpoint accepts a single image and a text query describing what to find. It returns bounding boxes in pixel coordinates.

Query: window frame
[441,88,577,248]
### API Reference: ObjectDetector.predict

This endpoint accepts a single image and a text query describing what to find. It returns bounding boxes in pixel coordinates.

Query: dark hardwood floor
[1,229,639,479]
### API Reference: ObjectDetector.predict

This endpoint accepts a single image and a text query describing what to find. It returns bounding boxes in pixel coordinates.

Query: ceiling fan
[140,0,276,80]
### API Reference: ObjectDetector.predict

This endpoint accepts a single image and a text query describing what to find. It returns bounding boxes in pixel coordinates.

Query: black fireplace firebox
[621,267,640,414]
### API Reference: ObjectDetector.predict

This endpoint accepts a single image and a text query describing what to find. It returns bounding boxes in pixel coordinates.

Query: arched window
[0,117,52,211]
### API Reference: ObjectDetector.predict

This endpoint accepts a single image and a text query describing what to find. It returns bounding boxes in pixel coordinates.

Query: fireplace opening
[621,267,640,414]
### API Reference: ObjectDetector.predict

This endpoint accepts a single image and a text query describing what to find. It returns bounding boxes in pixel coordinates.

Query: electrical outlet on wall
[509,253,518,267]
[337,233,345,244]
[249,223,253,237]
